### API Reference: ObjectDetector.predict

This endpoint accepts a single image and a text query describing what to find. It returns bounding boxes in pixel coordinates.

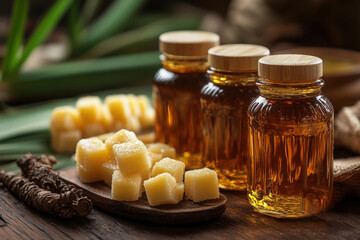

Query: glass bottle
[153,31,219,169]
[248,54,334,218]
[201,44,270,190]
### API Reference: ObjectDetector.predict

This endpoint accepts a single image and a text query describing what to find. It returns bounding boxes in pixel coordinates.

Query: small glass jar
[248,54,334,218]
[201,44,270,190]
[153,31,219,169]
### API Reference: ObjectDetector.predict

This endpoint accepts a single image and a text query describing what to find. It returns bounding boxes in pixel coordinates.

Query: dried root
[17,153,81,195]
[0,153,92,218]
[0,171,92,219]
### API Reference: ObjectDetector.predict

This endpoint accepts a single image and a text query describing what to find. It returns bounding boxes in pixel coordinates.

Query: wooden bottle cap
[208,44,270,72]
[159,31,220,57]
[258,54,323,83]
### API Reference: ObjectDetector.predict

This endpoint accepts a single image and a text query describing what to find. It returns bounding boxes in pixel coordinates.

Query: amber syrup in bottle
[248,54,334,218]
[153,31,219,169]
[201,44,270,190]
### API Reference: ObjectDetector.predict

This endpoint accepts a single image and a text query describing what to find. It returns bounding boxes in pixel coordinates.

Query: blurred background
[1,0,360,111]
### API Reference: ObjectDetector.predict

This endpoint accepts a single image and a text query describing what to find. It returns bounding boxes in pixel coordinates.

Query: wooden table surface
[1,147,360,240]
[1,186,359,240]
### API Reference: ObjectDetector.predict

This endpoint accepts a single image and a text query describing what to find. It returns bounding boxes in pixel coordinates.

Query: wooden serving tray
[59,168,227,224]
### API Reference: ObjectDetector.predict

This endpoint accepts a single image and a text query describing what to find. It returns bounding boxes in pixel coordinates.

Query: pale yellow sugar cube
[75,138,108,183]
[83,123,106,138]
[77,165,98,183]
[102,162,118,186]
[148,152,163,167]
[147,143,176,159]
[152,158,185,183]
[144,173,182,206]
[51,106,82,131]
[137,95,150,114]
[175,183,185,202]
[113,140,150,174]
[76,96,102,123]
[184,168,219,202]
[125,116,141,132]
[127,94,141,116]
[105,95,131,122]
[51,129,82,153]
[105,129,137,160]
[111,170,142,201]
[140,108,155,129]
[100,106,113,131]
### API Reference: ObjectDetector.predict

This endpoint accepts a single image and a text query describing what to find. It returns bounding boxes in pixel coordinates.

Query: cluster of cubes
[51,95,155,154]
[75,129,220,206]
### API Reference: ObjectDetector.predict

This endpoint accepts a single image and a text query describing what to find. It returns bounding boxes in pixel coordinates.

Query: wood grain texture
[1,147,360,239]
[258,54,323,82]
[1,187,360,240]
[58,168,227,224]
[209,44,270,72]
[159,31,219,57]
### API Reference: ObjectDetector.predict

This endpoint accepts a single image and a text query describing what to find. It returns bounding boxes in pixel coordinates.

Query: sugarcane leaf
[126,13,171,29]
[81,15,202,58]
[10,51,160,98]
[0,141,49,155]
[67,1,81,52]
[74,0,145,56]
[79,0,102,28]
[1,0,28,80]
[12,0,73,75]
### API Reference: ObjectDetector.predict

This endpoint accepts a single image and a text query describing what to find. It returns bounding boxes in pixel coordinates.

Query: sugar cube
[144,173,183,206]
[111,170,142,201]
[75,138,108,182]
[104,129,137,160]
[184,168,219,202]
[76,96,102,123]
[102,162,118,186]
[147,143,176,159]
[113,140,150,174]
[152,158,185,183]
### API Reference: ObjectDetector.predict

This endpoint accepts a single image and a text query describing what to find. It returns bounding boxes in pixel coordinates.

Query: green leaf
[79,0,101,27]
[67,1,81,52]
[74,0,145,56]
[9,51,160,98]
[80,15,202,58]
[11,0,73,75]
[0,140,49,155]
[1,0,28,80]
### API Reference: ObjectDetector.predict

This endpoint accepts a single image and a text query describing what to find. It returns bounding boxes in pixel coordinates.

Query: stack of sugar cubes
[51,94,155,154]
[75,129,220,206]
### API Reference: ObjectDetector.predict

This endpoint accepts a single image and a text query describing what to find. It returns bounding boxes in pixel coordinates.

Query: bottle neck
[161,53,208,73]
[207,68,258,86]
[257,78,324,99]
